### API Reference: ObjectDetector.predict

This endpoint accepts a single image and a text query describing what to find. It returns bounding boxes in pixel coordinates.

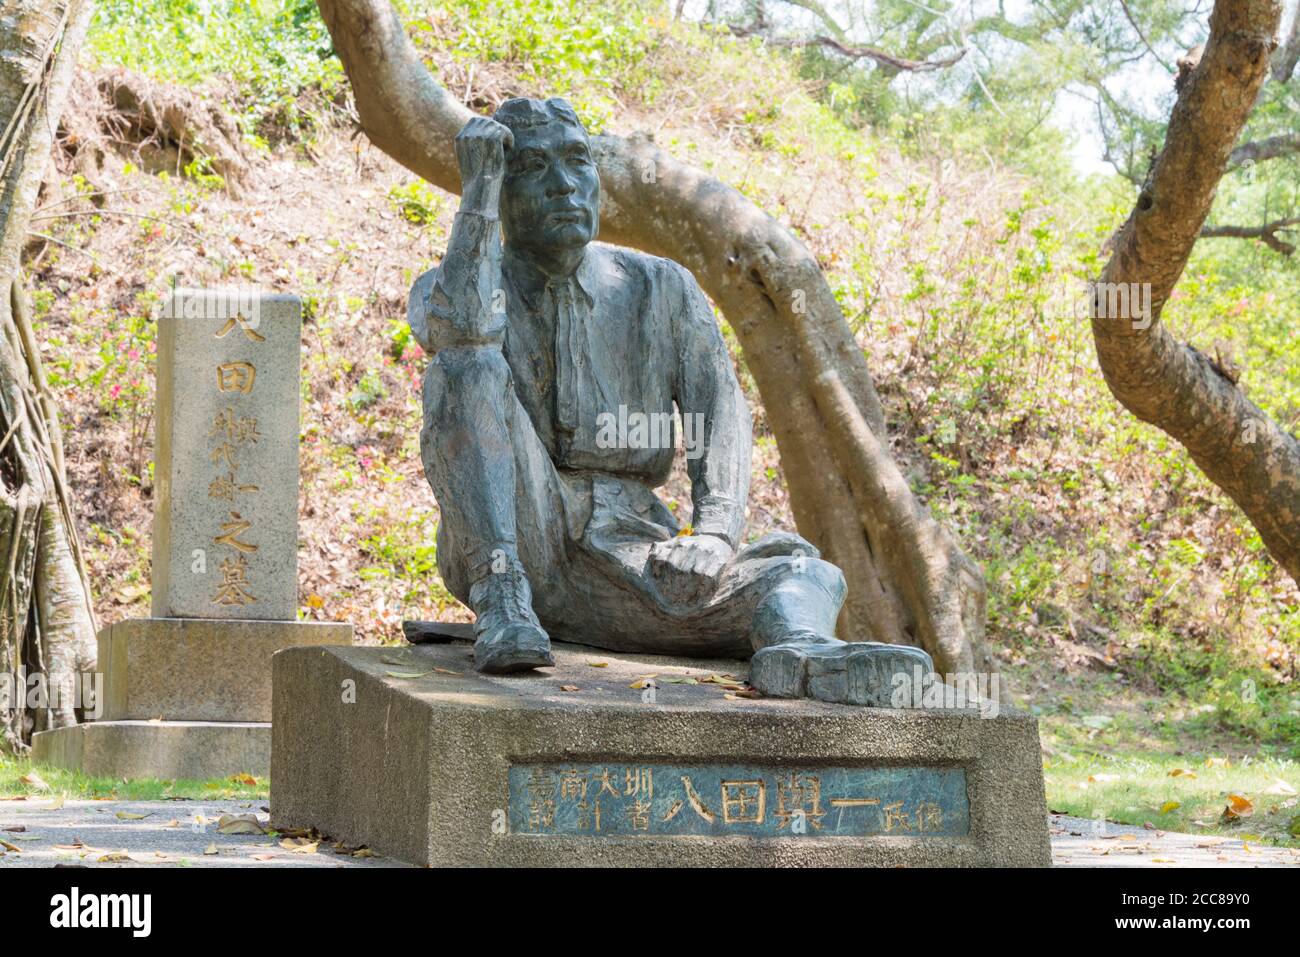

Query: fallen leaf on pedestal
[46,794,65,810]
[701,674,745,691]
[587,661,608,668]
[0,840,21,853]
[97,850,132,863]
[203,844,218,856]
[115,811,149,820]
[280,838,318,853]
[559,685,579,692]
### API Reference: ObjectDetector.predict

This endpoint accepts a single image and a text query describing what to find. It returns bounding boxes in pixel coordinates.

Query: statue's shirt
[411,217,750,546]
[498,243,749,546]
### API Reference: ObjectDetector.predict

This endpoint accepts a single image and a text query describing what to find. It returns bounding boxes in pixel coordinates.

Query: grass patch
[1042,732,1300,847]
[1,753,268,802]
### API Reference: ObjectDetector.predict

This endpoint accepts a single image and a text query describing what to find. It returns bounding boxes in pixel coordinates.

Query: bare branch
[728,16,968,73]
[1229,130,1300,165]
[1201,214,1300,253]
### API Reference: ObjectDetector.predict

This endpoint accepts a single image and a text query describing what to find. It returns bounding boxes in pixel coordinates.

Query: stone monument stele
[270,99,1051,867]
[33,288,350,780]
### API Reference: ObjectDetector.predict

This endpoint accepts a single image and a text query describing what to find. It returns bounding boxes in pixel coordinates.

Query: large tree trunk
[317,0,995,681]
[1093,0,1300,584]
[0,0,97,749]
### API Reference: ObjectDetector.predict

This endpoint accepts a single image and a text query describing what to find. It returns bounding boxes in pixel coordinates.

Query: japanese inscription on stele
[507,764,969,837]
[151,289,302,621]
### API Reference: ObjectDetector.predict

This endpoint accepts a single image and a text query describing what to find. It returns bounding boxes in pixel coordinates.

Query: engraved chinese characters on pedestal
[151,289,301,621]
[508,763,969,837]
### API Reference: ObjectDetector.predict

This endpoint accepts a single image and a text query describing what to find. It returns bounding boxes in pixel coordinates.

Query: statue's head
[492,97,600,255]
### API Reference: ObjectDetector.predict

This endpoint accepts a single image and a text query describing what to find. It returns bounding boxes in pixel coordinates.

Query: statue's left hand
[649,534,732,604]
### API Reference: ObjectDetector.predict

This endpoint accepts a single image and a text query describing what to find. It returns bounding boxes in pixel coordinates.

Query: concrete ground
[1050,814,1300,867]
[0,798,406,868]
[1,799,1296,867]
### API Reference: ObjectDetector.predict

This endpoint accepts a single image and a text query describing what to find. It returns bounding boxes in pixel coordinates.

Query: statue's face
[500,120,600,252]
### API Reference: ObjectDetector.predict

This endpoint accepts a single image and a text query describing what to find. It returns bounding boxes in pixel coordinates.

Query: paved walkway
[1050,814,1300,867]
[0,798,404,868]
[2,799,1296,867]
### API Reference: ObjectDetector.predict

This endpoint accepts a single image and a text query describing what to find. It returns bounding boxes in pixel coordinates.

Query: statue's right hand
[455,116,514,213]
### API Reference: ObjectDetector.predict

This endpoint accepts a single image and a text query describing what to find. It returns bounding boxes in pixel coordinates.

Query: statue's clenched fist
[455,116,514,216]
[649,533,732,606]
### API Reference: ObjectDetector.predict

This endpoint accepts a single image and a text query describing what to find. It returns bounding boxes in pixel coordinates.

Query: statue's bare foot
[750,635,933,707]
[468,562,554,674]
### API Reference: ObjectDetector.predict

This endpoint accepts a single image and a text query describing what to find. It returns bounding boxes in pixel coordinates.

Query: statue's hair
[491,97,587,136]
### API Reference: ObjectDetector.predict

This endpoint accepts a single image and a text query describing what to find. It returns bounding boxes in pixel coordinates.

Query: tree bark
[0,0,98,748]
[317,0,995,680]
[1093,0,1300,584]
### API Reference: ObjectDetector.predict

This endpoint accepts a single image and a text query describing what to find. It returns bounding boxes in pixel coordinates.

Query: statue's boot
[469,561,554,673]
[747,568,934,706]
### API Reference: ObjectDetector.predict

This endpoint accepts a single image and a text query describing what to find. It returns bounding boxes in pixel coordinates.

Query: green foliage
[347,368,388,411]
[402,0,659,131]
[1042,744,1300,846]
[87,0,344,140]
[0,753,266,799]
[388,180,444,225]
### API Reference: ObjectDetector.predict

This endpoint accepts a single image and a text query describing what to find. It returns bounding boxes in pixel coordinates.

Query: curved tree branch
[1093,0,1300,582]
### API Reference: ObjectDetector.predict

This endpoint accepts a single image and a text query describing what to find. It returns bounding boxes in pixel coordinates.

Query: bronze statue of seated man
[409,97,929,704]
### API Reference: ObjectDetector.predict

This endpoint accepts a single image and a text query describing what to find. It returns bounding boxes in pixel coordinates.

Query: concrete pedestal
[270,641,1051,867]
[32,618,351,780]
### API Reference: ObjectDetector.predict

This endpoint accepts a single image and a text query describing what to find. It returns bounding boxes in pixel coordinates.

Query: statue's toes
[749,645,809,698]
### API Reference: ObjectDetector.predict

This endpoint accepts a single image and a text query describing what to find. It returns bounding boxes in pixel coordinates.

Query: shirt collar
[504,244,598,312]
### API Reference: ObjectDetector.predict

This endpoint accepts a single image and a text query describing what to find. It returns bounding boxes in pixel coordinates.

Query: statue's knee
[780,556,846,604]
